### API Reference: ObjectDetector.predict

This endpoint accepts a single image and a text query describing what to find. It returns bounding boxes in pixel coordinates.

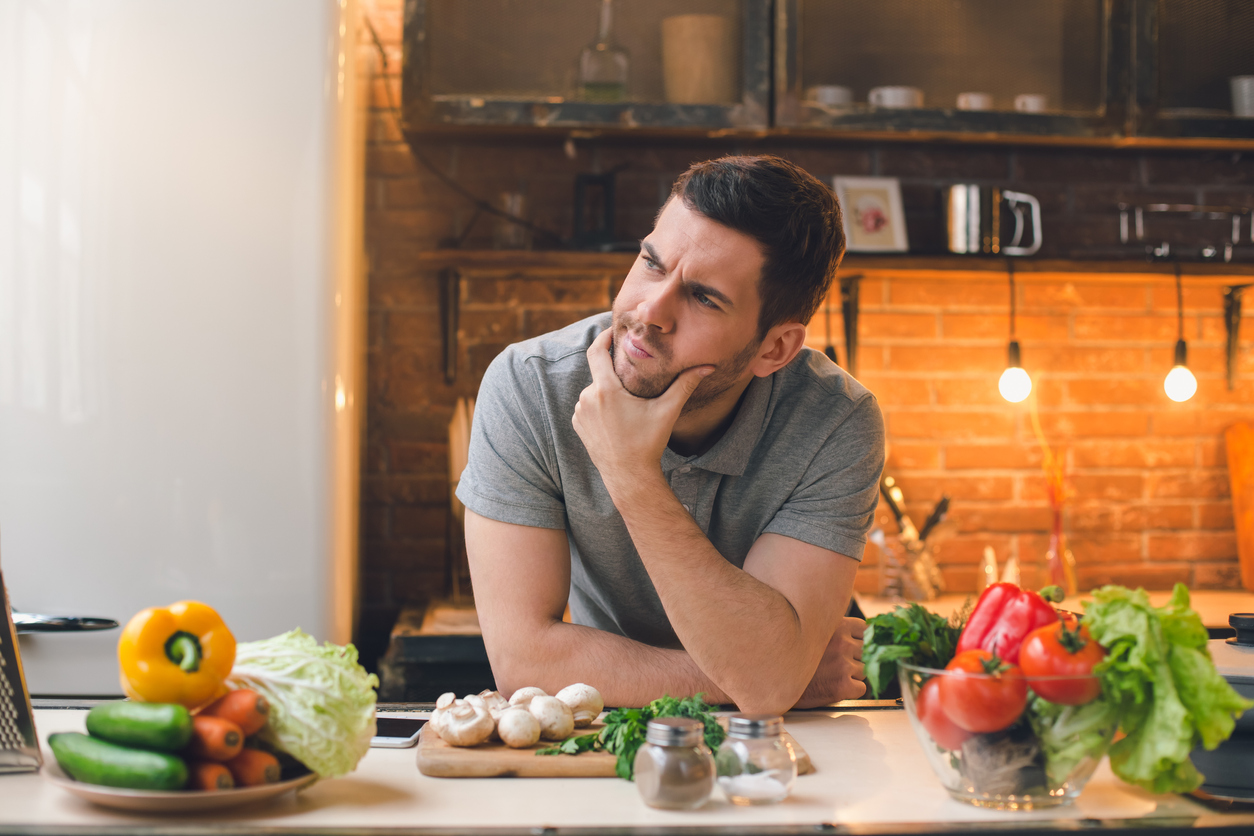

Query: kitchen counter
[4,707,1253,836]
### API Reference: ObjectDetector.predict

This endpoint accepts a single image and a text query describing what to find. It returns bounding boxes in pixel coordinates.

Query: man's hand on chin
[572,327,711,494]
[794,616,867,708]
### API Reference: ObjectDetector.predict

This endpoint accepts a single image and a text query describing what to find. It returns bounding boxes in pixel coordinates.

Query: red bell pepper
[955,583,1063,664]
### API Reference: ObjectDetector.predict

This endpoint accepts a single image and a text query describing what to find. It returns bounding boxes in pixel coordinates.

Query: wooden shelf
[402,120,1254,152]
[414,250,1254,284]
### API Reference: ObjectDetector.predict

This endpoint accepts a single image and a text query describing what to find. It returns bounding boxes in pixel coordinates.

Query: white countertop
[0,707,1238,833]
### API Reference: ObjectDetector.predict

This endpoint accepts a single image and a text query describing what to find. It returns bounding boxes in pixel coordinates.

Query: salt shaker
[633,717,715,810]
[715,714,797,805]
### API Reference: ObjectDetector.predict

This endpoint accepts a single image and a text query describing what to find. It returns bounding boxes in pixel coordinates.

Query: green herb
[1083,583,1254,794]
[863,601,967,697]
[536,693,725,781]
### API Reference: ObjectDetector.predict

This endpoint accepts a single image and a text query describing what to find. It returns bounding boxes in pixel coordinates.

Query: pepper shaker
[634,717,715,810]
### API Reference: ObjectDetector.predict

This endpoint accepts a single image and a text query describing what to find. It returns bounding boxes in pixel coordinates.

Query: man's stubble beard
[610,315,760,415]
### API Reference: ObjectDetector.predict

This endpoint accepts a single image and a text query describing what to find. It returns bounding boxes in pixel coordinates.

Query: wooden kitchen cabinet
[401,0,771,132]
[402,0,1254,144]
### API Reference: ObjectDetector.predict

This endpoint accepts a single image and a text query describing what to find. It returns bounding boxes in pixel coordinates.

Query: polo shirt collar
[660,374,773,477]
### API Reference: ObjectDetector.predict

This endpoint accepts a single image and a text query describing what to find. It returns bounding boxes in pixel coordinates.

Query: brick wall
[356,1,1253,667]
[849,270,1251,598]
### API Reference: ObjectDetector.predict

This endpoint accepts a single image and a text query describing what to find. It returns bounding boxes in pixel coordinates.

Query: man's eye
[694,291,719,309]
[642,256,661,271]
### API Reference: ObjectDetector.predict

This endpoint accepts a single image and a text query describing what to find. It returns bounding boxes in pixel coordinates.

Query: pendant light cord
[1008,262,1017,340]
[1175,262,1185,341]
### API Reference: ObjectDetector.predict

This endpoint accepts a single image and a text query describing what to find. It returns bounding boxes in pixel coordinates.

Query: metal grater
[0,567,41,772]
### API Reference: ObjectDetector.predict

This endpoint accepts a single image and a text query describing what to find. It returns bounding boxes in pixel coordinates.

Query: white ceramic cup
[1014,93,1048,113]
[1232,76,1254,118]
[805,85,854,107]
[869,86,924,109]
[956,92,993,111]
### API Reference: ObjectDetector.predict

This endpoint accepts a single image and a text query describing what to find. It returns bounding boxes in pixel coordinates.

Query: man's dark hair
[670,155,845,340]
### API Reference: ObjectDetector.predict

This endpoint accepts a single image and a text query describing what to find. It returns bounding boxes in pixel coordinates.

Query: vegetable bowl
[899,661,1116,810]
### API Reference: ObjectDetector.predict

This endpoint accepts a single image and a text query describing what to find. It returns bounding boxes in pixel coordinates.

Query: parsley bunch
[863,601,967,698]
[537,693,725,780]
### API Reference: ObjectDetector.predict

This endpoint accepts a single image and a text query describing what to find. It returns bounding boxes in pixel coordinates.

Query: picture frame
[833,176,909,252]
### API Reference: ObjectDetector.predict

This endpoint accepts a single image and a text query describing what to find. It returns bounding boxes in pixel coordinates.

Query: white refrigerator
[0,0,369,696]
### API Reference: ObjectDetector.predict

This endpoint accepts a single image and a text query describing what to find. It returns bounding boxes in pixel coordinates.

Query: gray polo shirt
[457,312,885,650]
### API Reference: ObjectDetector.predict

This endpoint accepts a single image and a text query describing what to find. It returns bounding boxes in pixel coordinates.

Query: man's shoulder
[495,312,609,374]
[775,347,875,410]
[480,312,606,408]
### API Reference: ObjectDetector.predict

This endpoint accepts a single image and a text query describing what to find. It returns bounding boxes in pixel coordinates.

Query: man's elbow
[482,626,564,699]
[725,678,807,717]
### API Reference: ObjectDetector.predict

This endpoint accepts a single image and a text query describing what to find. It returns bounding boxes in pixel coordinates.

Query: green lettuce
[1027,694,1117,787]
[227,629,380,779]
[1083,584,1253,794]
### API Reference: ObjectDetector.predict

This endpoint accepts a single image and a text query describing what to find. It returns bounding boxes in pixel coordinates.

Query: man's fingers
[659,364,714,411]
[585,327,617,385]
[846,617,867,640]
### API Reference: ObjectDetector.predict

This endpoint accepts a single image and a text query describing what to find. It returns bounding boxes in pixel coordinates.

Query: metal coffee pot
[946,185,1042,256]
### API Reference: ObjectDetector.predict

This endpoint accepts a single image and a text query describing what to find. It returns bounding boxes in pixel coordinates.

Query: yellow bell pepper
[118,601,236,708]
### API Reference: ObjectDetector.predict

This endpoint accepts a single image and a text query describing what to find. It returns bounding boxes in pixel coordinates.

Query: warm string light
[1164,265,1197,403]
[999,265,1032,403]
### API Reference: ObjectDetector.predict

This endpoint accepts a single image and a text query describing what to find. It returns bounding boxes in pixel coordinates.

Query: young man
[457,156,884,714]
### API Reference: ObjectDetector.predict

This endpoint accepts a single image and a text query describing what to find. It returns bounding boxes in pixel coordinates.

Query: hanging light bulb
[999,266,1032,403]
[1000,340,1032,402]
[1163,266,1197,403]
[1164,339,1197,402]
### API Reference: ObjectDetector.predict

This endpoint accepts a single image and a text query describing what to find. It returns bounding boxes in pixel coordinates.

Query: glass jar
[715,714,797,805]
[633,717,714,810]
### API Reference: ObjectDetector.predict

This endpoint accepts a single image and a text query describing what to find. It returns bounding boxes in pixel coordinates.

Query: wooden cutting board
[416,721,814,778]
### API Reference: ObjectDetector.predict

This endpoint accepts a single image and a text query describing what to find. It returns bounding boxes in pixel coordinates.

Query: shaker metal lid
[646,717,704,747]
[728,714,784,738]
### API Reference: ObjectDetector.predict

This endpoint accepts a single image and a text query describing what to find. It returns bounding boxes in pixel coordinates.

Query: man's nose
[636,276,681,333]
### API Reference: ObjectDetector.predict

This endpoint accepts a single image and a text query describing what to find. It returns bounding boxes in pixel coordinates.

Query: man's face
[611,198,766,414]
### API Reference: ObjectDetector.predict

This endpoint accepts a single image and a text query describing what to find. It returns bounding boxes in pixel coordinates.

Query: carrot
[185,715,244,762]
[187,760,235,791]
[200,689,270,736]
[223,748,282,787]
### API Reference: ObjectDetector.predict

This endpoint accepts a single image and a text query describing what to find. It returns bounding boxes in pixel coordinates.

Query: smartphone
[370,716,427,748]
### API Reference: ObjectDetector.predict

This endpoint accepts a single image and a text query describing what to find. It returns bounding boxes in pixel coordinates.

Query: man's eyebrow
[640,240,666,272]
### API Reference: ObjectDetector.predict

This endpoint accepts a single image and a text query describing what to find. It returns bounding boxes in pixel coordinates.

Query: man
[456,156,884,714]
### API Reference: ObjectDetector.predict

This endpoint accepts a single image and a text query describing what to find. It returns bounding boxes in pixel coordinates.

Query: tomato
[1018,621,1106,705]
[938,649,1028,733]
[915,676,972,750]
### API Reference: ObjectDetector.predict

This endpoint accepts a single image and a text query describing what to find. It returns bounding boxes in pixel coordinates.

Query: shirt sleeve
[455,347,568,530]
[762,393,886,560]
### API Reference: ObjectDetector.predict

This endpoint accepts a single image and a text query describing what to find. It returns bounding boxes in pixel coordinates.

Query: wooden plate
[43,760,317,813]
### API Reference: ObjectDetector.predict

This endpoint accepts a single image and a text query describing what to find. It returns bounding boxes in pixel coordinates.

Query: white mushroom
[496,707,542,748]
[478,689,510,719]
[529,695,575,741]
[555,683,604,727]
[437,699,495,747]
[430,691,457,738]
[463,692,487,710]
[508,686,548,709]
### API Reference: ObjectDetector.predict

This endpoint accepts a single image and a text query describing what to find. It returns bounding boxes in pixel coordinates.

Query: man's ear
[751,322,807,377]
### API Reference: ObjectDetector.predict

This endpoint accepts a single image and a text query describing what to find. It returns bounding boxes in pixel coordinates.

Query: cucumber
[86,702,193,752]
[49,732,188,790]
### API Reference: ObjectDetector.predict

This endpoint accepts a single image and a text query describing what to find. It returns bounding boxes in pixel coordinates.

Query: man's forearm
[608,470,833,713]
[488,618,731,709]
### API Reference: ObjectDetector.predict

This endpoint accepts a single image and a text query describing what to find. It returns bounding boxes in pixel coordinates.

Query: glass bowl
[898,661,1117,810]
